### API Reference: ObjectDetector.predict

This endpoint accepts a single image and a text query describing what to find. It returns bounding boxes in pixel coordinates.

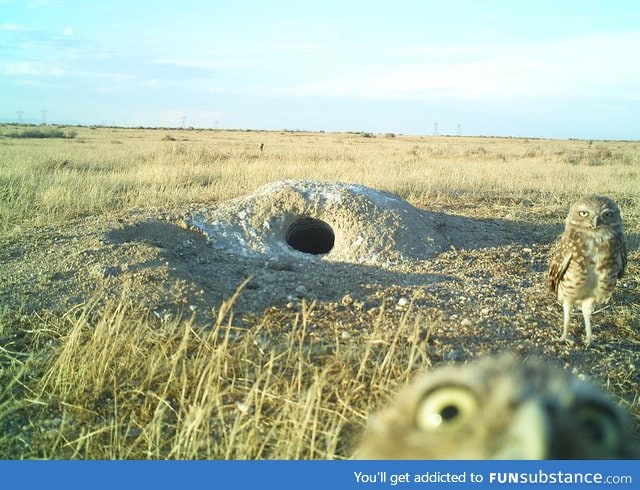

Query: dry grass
[1,125,639,459]
[2,126,639,234]
[1,285,430,459]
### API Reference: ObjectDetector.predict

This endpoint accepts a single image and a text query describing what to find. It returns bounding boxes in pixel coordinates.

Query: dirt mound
[186,180,449,265]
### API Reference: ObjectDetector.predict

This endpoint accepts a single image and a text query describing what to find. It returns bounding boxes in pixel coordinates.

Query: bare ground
[2,201,638,365]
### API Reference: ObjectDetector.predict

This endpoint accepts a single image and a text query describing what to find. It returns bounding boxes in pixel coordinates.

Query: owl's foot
[558,334,573,344]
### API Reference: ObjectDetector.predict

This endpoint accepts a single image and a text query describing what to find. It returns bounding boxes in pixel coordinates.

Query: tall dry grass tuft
[7,285,431,459]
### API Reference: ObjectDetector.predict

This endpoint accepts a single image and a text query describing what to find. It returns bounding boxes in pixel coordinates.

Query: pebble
[236,402,251,415]
[266,259,295,271]
[445,349,462,361]
[341,294,354,305]
[93,265,121,278]
[397,297,409,306]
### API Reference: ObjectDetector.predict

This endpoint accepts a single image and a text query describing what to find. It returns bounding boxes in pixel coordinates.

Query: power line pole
[17,111,23,124]
[41,109,47,125]
[433,122,438,136]
[457,123,461,136]
[180,115,186,128]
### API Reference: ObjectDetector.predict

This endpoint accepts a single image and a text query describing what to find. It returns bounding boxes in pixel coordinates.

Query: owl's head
[566,195,623,231]
[355,353,638,459]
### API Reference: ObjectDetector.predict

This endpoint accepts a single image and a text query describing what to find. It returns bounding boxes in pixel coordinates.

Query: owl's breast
[559,231,621,304]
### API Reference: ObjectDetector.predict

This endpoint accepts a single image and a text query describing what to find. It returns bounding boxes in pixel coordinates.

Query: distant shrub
[385,133,396,138]
[361,132,374,138]
[464,147,488,157]
[4,128,77,139]
[564,147,616,166]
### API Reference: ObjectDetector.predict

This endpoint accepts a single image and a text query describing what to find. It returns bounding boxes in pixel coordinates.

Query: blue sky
[1,0,639,139]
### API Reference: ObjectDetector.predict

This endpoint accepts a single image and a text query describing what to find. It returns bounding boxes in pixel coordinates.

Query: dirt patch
[0,181,558,327]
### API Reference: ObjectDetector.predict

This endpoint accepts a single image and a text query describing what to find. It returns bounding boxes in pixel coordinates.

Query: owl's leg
[581,299,595,347]
[560,300,572,342]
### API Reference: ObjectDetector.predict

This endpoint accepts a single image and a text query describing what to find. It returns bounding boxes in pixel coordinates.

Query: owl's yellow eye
[575,405,621,450]
[578,210,589,218]
[416,386,478,431]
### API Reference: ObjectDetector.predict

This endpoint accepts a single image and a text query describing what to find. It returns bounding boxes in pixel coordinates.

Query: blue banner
[2,460,638,490]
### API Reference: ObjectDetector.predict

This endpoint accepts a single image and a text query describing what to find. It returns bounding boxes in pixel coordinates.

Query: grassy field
[1,125,639,459]
[2,126,639,235]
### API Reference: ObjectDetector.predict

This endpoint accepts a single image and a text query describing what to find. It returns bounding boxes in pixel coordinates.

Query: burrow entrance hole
[285,217,335,255]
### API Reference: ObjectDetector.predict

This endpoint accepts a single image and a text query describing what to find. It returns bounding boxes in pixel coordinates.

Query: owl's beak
[593,217,601,228]
[493,400,550,459]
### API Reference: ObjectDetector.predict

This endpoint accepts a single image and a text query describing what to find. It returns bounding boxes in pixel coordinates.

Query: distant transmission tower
[457,123,462,136]
[180,115,186,128]
[433,122,438,136]
[41,109,47,125]
[17,111,23,124]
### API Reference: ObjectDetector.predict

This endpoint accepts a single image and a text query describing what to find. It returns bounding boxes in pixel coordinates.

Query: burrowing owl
[355,354,638,459]
[548,195,626,346]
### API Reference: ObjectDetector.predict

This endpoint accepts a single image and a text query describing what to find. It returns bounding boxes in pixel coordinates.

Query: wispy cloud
[4,61,65,76]
[0,22,32,31]
[14,79,45,87]
[151,109,224,128]
[284,31,640,100]
[150,57,263,71]
[26,0,62,8]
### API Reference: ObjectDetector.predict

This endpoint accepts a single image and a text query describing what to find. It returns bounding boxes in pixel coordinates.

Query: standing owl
[547,195,626,346]
[355,354,638,459]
